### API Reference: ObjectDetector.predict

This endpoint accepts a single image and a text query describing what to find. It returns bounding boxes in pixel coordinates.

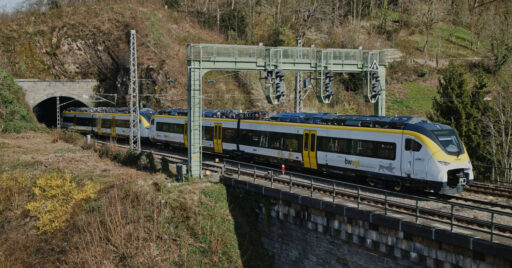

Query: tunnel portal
[32,96,88,127]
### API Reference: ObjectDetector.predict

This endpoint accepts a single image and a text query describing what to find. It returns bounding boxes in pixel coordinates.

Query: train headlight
[438,161,451,166]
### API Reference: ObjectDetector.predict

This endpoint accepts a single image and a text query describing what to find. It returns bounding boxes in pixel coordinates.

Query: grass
[387,81,437,116]
[405,24,490,59]
[53,146,82,154]
[0,132,270,266]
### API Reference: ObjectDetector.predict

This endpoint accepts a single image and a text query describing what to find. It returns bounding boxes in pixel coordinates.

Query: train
[62,107,473,194]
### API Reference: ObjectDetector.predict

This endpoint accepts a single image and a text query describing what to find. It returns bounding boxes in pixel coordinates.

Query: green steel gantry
[187,44,388,178]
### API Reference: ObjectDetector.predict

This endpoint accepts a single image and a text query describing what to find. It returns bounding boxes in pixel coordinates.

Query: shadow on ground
[225,185,274,268]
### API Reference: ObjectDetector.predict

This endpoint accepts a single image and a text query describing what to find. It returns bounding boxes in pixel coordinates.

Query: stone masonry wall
[257,200,509,268]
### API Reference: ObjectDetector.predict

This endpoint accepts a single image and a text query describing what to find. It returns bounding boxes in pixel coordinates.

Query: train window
[223,128,237,143]
[310,134,316,151]
[116,120,130,128]
[203,126,213,140]
[376,142,396,160]
[318,137,331,152]
[259,135,268,147]
[101,119,111,128]
[351,140,374,158]
[283,136,299,152]
[304,133,309,151]
[269,135,282,150]
[339,139,351,154]
[76,117,91,126]
[158,122,173,132]
[174,124,184,133]
[405,139,422,152]
[63,116,74,124]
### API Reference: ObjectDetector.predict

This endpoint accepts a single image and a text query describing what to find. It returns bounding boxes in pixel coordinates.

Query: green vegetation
[0,69,40,133]
[429,62,491,165]
[387,82,437,116]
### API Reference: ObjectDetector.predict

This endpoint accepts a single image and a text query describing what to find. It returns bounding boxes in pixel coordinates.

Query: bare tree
[484,80,512,182]
[467,0,497,48]
[418,0,444,57]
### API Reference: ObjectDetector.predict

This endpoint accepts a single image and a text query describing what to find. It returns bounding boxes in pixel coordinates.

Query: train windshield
[432,129,463,155]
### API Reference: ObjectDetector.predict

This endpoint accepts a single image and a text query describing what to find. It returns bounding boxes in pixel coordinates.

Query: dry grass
[0,132,264,267]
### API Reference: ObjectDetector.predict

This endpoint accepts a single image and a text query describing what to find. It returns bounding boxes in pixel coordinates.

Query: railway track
[221,161,512,242]
[439,194,512,211]
[93,139,512,242]
[466,183,512,199]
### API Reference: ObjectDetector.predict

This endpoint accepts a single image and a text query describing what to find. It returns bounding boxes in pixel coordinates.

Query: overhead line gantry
[187,44,388,178]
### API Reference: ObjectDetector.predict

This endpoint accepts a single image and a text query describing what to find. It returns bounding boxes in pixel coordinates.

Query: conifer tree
[429,62,491,164]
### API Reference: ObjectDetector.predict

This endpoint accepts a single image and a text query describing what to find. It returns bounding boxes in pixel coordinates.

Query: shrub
[25,172,99,234]
[51,129,83,145]
[122,149,140,167]
[112,150,124,162]
[98,144,112,158]
[0,69,41,133]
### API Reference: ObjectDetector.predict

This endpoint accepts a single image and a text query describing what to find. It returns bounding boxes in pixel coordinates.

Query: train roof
[64,107,156,121]
[156,108,269,120]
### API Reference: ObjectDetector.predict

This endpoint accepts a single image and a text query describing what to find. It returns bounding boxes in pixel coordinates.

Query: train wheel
[393,180,403,192]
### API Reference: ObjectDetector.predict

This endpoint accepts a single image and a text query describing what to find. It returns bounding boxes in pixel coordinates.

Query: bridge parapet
[220,164,512,267]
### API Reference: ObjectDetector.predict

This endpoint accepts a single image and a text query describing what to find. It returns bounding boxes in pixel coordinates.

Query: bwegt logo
[345,158,360,168]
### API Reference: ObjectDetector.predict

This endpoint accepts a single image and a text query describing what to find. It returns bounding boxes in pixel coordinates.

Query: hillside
[0,69,41,133]
[0,132,272,266]
[0,0,509,116]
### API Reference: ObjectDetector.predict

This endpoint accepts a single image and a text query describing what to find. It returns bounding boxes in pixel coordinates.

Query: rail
[221,159,512,244]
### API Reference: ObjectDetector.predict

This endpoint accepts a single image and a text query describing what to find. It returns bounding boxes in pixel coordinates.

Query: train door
[302,130,318,169]
[184,121,188,148]
[402,137,415,177]
[111,117,116,137]
[97,116,102,135]
[73,115,77,130]
[213,123,223,153]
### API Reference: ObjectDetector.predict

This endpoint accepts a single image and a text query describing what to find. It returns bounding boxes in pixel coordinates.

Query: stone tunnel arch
[33,96,88,127]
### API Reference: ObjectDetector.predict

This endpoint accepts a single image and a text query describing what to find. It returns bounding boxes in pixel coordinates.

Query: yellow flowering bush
[26,173,99,234]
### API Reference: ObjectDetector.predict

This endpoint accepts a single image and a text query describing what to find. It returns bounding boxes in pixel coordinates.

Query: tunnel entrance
[33,96,88,127]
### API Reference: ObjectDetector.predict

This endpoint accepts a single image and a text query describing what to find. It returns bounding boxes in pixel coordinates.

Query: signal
[369,61,381,103]
[323,70,334,100]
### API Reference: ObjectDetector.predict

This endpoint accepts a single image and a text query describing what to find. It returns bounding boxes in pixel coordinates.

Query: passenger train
[62,107,473,194]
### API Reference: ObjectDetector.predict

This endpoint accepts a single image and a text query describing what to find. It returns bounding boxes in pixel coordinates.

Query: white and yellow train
[62,108,473,194]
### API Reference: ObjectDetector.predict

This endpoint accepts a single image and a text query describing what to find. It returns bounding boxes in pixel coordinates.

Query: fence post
[237,163,240,180]
[415,199,419,223]
[310,177,313,197]
[491,212,495,242]
[271,171,273,188]
[222,160,225,175]
[384,192,388,215]
[450,205,454,231]
[253,166,256,183]
[357,187,360,208]
[492,166,495,183]
[289,175,292,192]
[332,182,336,202]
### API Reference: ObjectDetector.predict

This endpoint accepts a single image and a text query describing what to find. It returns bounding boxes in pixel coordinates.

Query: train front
[420,123,474,194]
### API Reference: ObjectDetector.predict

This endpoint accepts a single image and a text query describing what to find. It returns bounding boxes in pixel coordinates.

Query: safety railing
[187,44,386,67]
[221,159,512,243]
